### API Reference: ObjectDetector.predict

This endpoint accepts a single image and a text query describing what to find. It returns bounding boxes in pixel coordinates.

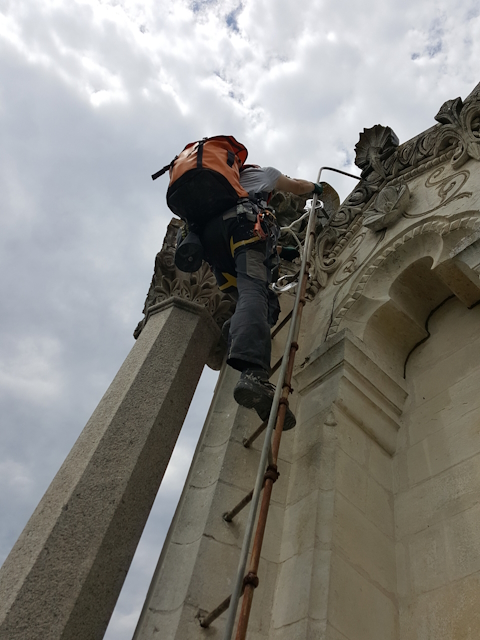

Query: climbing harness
[197,166,360,640]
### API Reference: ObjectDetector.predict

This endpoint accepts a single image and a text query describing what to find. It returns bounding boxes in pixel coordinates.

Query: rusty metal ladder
[198,167,360,640]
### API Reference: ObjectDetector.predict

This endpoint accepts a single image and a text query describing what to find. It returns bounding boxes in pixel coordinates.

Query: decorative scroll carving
[326,214,480,339]
[434,95,480,169]
[313,85,480,287]
[134,219,235,342]
[364,183,411,231]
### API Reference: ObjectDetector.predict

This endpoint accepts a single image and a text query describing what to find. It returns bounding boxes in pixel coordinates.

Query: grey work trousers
[201,214,280,374]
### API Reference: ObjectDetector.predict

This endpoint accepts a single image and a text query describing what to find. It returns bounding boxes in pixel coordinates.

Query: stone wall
[134,84,480,640]
[397,297,480,639]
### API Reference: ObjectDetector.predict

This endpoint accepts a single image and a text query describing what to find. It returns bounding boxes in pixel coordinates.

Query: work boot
[233,368,296,431]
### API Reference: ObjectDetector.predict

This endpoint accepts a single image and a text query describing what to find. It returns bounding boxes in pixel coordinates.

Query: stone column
[0,298,218,640]
[0,219,234,640]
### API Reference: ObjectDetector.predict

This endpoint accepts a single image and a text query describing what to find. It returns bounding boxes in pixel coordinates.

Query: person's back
[200,162,324,431]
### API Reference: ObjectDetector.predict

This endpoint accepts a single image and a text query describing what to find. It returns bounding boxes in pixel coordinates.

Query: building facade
[134,83,480,640]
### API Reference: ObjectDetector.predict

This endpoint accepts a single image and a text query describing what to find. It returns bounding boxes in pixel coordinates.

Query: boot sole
[234,386,296,431]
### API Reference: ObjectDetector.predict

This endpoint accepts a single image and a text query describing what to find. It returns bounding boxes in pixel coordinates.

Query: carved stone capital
[134,218,235,369]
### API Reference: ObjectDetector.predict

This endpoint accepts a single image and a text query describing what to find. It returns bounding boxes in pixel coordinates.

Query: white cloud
[0,336,64,404]
[0,0,479,637]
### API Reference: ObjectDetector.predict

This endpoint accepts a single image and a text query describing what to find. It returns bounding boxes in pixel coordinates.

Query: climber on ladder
[153,138,360,640]
[152,136,326,431]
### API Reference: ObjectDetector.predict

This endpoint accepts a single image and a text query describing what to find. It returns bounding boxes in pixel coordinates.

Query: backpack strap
[151,156,178,181]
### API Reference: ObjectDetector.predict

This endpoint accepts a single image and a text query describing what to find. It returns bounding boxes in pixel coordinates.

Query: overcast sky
[1,0,479,637]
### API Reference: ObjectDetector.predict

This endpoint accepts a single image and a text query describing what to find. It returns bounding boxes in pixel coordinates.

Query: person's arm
[275,174,316,196]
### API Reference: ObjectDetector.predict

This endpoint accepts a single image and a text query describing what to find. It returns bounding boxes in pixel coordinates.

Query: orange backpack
[152,136,249,227]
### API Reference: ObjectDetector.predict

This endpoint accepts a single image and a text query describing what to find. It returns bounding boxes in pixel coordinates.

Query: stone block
[308,548,332,622]
[172,602,223,640]
[134,605,183,640]
[325,622,350,640]
[279,491,319,563]
[270,617,308,640]
[335,407,369,466]
[407,368,480,446]
[219,440,263,493]
[407,300,480,376]
[199,367,240,449]
[189,440,228,490]
[400,571,480,640]
[203,480,284,564]
[367,437,394,491]
[335,447,368,513]
[204,480,250,546]
[292,408,336,465]
[146,536,202,613]
[248,557,279,637]
[297,374,344,428]
[408,522,448,594]
[410,340,480,407]
[395,541,410,598]
[393,449,409,493]
[272,548,314,629]
[314,489,336,548]
[407,403,480,486]
[187,536,249,613]
[286,441,328,507]
[445,503,480,582]
[395,453,480,538]
[171,483,217,546]
[328,553,398,640]
[333,493,396,593]
[366,475,394,538]
[336,375,399,455]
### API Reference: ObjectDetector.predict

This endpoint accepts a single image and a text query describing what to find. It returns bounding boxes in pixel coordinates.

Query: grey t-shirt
[239,166,282,195]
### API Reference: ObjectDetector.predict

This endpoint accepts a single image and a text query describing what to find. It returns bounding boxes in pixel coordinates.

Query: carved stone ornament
[134,219,235,353]
[310,82,480,291]
[363,183,411,231]
[354,125,400,181]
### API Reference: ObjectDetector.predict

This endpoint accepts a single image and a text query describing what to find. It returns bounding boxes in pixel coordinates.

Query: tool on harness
[174,229,204,272]
[253,212,267,240]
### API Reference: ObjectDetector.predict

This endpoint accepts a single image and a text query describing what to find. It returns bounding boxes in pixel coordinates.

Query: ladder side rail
[221,175,322,640]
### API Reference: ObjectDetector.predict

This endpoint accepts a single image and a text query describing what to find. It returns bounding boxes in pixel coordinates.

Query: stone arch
[327,211,480,378]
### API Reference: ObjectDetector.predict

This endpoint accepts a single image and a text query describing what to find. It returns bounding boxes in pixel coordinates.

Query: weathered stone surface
[0,298,219,640]
[91,85,480,640]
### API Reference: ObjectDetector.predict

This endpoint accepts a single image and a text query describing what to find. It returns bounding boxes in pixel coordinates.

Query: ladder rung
[223,462,279,523]
[270,309,293,339]
[223,490,254,522]
[270,356,283,376]
[199,594,232,628]
[242,420,268,448]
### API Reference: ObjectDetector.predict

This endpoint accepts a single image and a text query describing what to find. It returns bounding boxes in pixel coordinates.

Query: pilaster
[269,329,407,640]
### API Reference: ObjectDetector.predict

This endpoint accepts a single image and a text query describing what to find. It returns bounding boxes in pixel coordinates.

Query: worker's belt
[222,199,259,223]
[222,208,238,221]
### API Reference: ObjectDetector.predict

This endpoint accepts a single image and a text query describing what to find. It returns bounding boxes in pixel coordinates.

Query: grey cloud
[1,1,480,638]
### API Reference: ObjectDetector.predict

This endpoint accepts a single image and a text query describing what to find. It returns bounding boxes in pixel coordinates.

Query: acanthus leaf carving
[134,218,235,342]
[434,94,480,169]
